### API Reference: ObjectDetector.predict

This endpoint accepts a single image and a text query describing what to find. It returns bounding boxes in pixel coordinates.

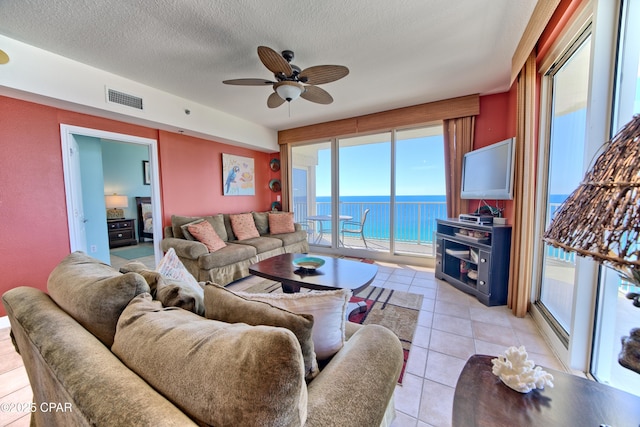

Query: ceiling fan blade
[222,78,275,86]
[258,46,292,76]
[301,85,333,104]
[299,65,349,85]
[267,92,285,108]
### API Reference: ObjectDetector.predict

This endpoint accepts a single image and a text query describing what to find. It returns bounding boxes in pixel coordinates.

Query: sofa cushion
[171,215,202,239]
[235,289,351,360]
[179,218,203,241]
[222,214,236,241]
[204,284,319,380]
[269,212,295,234]
[120,261,161,294]
[270,229,308,246]
[230,213,260,240]
[187,220,226,252]
[233,236,283,254]
[47,251,150,347]
[197,243,257,270]
[120,261,204,316]
[174,214,228,242]
[252,211,270,235]
[112,294,308,426]
[205,214,229,241]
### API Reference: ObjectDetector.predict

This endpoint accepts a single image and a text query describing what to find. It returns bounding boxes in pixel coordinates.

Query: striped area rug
[349,286,422,384]
[242,280,422,384]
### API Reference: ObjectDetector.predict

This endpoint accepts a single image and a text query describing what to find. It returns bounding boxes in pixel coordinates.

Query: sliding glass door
[394,126,446,256]
[291,141,332,246]
[290,124,446,261]
[591,0,640,396]
[537,30,591,339]
[337,132,391,251]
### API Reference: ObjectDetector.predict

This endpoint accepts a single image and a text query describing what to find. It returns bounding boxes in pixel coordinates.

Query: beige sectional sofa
[2,252,403,426]
[161,211,309,285]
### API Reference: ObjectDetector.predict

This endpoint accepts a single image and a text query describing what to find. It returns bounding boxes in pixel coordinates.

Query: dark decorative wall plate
[269,179,281,192]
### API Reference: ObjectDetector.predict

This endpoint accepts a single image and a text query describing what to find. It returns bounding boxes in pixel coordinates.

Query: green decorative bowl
[292,257,325,271]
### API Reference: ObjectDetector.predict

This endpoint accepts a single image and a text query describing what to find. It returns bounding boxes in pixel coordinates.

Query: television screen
[460,138,514,200]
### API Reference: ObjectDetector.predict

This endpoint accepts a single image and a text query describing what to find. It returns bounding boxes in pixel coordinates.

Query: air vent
[106,87,143,110]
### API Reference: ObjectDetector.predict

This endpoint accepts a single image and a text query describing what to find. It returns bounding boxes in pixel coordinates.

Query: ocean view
[294,195,448,243]
[293,194,569,246]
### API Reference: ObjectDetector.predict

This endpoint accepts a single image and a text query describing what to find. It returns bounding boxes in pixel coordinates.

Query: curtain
[508,51,538,317]
[279,144,290,212]
[443,116,475,218]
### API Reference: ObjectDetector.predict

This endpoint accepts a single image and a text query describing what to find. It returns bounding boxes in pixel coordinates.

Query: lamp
[543,114,640,374]
[105,194,128,220]
[275,81,304,102]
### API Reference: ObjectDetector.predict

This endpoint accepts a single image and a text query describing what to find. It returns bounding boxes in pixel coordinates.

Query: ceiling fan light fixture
[223,46,348,108]
[275,82,303,102]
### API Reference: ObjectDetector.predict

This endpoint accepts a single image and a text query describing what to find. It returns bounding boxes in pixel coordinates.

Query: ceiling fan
[223,46,349,108]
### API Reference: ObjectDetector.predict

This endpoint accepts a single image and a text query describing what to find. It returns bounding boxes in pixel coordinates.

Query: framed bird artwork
[222,154,255,196]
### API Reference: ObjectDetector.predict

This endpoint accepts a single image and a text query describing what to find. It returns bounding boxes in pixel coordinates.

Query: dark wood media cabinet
[435,218,511,306]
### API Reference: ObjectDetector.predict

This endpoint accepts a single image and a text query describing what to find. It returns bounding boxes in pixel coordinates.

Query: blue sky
[315,135,446,197]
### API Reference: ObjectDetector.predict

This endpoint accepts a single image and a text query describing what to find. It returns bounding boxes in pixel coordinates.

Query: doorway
[60,125,162,266]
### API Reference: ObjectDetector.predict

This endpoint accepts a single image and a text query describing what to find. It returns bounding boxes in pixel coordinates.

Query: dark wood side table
[453,354,640,427]
[107,218,137,248]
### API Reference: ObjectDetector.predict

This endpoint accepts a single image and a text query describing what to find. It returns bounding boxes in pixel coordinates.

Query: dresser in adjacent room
[107,218,137,248]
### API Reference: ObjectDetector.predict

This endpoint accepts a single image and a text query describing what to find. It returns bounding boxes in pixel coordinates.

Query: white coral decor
[491,346,554,393]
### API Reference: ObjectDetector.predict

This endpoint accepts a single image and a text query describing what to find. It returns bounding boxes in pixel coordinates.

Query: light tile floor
[1,259,564,427]
[229,260,566,427]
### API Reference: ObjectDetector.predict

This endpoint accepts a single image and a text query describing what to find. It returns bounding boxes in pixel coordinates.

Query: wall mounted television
[460,138,515,200]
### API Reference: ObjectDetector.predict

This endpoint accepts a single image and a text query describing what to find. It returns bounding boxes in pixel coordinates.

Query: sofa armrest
[3,287,196,427]
[161,237,208,260]
[305,324,403,426]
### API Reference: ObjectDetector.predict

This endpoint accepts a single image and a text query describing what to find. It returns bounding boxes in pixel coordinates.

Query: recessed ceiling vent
[106,87,143,110]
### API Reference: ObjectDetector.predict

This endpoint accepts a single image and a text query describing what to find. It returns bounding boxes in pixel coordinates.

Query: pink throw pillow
[269,212,295,235]
[187,220,227,252]
[230,213,260,240]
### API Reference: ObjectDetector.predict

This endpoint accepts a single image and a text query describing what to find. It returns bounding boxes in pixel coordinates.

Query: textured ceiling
[0,0,537,131]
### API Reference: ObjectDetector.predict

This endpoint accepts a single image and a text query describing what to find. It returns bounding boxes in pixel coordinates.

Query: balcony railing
[293,200,575,262]
[294,200,448,253]
[546,202,575,263]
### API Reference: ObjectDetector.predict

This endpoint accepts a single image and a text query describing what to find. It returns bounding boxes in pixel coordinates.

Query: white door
[64,134,88,252]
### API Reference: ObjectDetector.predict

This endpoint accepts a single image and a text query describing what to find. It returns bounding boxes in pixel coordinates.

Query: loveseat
[161,211,309,285]
[2,252,403,426]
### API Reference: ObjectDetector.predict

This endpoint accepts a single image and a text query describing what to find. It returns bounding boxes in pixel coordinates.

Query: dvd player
[458,214,494,224]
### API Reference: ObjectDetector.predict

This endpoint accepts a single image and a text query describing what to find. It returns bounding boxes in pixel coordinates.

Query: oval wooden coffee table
[248,253,377,294]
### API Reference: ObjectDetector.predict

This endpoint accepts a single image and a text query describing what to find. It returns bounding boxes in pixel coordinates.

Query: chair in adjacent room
[340,209,370,249]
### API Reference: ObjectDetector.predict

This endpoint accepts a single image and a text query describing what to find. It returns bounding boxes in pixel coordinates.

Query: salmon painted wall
[158,129,278,226]
[0,95,277,316]
[470,92,517,219]
[475,92,514,148]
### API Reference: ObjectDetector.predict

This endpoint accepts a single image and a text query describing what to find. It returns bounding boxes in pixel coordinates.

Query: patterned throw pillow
[229,213,260,240]
[187,220,226,252]
[268,212,295,234]
[156,248,202,294]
